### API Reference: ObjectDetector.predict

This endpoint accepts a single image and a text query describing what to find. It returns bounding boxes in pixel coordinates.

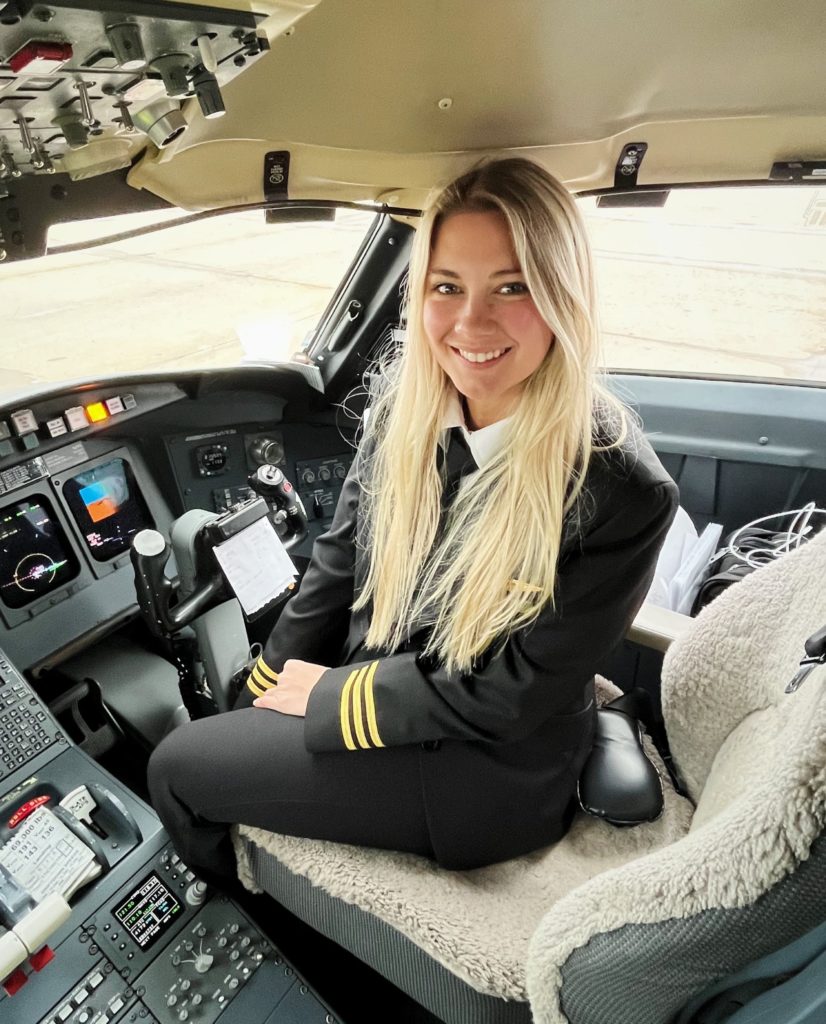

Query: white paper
[645,506,723,614]
[213,516,297,616]
[0,807,101,902]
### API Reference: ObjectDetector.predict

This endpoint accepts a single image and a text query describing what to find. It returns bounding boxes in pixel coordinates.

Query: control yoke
[131,467,308,638]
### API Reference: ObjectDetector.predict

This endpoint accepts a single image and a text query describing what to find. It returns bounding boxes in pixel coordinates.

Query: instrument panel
[0,371,357,672]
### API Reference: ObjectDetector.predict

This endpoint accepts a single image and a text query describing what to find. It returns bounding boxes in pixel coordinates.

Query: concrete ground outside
[2,195,825,394]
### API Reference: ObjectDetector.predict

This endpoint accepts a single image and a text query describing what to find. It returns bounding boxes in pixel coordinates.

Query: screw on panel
[758,436,769,445]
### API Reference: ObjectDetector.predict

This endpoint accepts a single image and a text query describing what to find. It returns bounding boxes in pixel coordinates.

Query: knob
[191,994,203,1006]
[193,952,214,974]
[185,881,208,906]
[249,437,284,465]
[180,979,191,991]
[334,464,347,479]
[229,924,239,935]
[318,466,331,482]
[167,994,178,1007]
[217,937,228,948]
[229,950,240,962]
[228,978,239,990]
[195,926,206,938]
[300,469,315,485]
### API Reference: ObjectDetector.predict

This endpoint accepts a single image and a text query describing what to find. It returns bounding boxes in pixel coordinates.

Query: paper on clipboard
[0,806,102,902]
[213,516,297,616]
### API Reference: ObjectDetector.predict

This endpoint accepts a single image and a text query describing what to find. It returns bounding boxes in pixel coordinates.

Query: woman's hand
[252,659,329,717]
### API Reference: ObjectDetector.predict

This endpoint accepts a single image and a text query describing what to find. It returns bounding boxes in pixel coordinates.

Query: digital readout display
[112,873,182,951]
[0,496,80,609]
[62,457,153,562]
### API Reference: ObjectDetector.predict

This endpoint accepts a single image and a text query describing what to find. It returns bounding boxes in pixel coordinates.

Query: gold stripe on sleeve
[351,665,370,749]
[339,670,359,751]
[246,674,267,698]
[251,665,276,691]
[363,661,385,748]
[256,658,280,683]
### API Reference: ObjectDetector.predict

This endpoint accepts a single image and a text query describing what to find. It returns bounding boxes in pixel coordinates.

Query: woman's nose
[455,293,496,336]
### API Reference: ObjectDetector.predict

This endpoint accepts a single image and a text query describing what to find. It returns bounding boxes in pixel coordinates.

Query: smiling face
[422,209,554,429]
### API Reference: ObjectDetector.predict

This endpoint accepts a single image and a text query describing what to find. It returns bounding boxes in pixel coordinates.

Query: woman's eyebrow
[427,267,522,277]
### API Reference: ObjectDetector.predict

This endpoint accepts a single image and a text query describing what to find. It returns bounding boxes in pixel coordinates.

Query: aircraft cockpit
[1,1,825,1023]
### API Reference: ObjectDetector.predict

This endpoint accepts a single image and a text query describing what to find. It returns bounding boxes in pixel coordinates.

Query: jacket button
[420,741,441,752]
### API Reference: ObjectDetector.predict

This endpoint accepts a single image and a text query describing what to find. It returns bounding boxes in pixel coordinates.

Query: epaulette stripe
[256,658,280,683]
[339,670,358,751]
[351,665,370,749]
[246,674,267,698]
[364,661,384,748]
[251,665,276,691]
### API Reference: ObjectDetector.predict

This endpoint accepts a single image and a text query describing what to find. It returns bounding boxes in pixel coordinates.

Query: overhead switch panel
[0,0,269,183]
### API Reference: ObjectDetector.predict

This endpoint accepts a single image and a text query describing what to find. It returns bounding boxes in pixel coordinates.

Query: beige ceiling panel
[128,115,826,210]
[127,0,826,206]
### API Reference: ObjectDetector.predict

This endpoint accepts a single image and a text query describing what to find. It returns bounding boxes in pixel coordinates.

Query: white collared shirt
[441,390,512,469]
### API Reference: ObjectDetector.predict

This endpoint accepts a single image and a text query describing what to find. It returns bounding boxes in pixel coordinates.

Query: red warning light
[9,41,73,74]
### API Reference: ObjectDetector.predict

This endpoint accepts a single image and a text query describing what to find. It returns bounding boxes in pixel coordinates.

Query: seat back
[526,529,826,1024]
[662,527,826,802]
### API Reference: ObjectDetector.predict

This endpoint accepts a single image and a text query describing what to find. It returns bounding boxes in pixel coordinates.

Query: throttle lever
[247,465,309,550]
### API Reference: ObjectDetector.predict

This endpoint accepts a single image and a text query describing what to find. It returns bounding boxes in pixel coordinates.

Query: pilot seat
[231,527,826,1024]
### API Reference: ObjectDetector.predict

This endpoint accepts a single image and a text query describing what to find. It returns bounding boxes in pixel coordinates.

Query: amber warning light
[85,402,109,424]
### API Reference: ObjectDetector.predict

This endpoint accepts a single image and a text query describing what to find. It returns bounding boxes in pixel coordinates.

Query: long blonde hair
[353,157,624,674]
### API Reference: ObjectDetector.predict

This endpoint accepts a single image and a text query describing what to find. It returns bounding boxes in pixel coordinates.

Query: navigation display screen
[112,873,182,951]
[62,458,153,562]
[0,497,80,609]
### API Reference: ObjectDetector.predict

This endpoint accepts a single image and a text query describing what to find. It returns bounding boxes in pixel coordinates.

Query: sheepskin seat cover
[235,675,693,1001]
[526,528,826,1024]
[235,528,825,1018]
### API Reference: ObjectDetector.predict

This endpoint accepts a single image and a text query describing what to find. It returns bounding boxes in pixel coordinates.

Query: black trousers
[147,707,434,886]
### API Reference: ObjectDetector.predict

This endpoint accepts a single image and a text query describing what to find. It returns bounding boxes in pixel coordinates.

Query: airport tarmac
[2,201,825,394]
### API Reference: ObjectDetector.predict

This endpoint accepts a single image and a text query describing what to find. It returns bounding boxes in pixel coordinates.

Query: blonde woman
[149,158,678,882]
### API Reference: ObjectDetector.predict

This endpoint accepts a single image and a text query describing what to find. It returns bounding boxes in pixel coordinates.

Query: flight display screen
[0,497,80,609]
[62,458,153,562]
[112,873,182,951]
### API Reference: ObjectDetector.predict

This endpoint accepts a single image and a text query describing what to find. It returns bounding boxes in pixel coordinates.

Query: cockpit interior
[1,2,825,1023]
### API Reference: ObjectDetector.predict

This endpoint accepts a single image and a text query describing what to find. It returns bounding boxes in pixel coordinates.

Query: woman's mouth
[452,347,511,366]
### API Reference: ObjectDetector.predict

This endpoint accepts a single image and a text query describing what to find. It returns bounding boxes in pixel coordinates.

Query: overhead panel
[0,0,271,186]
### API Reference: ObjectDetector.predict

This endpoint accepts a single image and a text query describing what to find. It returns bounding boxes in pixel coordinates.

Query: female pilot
[148,157,678,883]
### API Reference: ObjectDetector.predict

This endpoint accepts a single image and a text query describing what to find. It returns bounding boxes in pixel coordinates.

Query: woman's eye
[433,282,460,295]
[499,282,528,296]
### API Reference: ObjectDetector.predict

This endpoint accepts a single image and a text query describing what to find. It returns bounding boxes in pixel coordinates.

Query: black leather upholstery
[577,706,664,825]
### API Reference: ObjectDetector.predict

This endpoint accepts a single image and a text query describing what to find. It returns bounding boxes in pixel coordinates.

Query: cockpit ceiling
[4,0,826,210]
[129,0,826,208]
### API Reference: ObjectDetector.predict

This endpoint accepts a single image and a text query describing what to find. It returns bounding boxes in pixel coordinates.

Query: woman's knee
[147,720,205,807]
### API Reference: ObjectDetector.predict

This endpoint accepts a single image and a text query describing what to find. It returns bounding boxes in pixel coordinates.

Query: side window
[578,187,826,383]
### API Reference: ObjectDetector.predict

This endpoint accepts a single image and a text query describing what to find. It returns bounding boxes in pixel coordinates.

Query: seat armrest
[629,604,693,653]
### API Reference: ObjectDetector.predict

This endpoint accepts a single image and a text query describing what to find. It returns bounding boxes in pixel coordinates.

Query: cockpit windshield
[0,206,377,394]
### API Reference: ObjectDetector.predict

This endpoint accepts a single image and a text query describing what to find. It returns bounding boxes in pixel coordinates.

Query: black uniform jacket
[235,425,678,869]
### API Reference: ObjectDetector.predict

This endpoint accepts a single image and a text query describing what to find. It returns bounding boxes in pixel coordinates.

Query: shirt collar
[441,390,512,469]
